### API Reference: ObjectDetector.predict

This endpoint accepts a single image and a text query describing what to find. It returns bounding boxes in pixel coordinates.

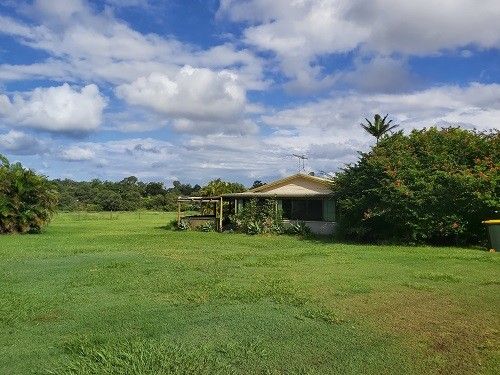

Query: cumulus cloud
[116,66,249,131]
[0,0,266,90]
[0,83,107,133]
[262,83,500,148]
[219,0,500,90]
[0,130,48,155]
[59,145,95,161]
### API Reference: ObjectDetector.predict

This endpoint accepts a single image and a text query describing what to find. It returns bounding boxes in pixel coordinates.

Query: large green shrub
[333,127,499,245]
[0,155,58,233]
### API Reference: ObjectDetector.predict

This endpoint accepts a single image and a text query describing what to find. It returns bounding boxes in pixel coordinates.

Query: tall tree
[361,114,398,144]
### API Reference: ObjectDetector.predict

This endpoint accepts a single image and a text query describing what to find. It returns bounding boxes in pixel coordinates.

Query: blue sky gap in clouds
[0,0,499,185]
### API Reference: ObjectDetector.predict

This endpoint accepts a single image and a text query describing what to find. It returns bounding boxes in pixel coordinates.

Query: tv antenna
[292,153,308,172]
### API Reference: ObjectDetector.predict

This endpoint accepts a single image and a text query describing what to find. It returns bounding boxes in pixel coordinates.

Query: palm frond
[386,124,399,133]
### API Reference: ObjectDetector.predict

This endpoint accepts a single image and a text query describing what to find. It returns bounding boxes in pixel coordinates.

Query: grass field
[0,211,499,374]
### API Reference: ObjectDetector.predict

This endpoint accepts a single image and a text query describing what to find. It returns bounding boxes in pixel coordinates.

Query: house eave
[221,192,333,199]
[249,173,332,193]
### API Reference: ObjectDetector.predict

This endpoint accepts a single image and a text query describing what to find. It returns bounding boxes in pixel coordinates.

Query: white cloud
[0,83,107,133]
[0,0,266,90]
[116,66,247,124]
[59,145,95,161]
[263,83,500,142]
[219,0,500,90]
[0,60,73,82]
[0,130,48,155]
[0,1,266,136]
[171,118,258,135]
[17,81,498,183]
[0,15,34,38]
[31,0,88,21]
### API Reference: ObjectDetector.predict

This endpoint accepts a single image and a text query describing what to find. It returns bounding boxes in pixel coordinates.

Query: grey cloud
[341,56,416,94]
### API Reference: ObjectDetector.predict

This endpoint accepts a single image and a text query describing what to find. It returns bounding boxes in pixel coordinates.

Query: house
[177,173,336,235]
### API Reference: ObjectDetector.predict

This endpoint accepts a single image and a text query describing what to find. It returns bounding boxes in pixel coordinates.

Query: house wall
[235,197,335,222]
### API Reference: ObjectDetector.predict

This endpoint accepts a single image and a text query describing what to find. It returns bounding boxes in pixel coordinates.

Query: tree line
[53,177,247,212]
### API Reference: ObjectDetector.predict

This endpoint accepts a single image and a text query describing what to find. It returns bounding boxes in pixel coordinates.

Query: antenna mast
[292,153,308,172]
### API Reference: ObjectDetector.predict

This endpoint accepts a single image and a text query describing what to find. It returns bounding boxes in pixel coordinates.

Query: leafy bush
[246,220,263,235]
[177,219,190,231]
[0,155,58,234]
[231,199,283,235]
[285,221,312,237]
[333,127,499,245]
[198,221,215,232]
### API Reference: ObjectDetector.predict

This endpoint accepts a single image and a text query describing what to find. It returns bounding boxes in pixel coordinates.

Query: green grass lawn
[0,212,498,374]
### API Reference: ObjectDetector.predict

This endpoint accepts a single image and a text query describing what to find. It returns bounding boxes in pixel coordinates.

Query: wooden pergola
[177,196,224,231]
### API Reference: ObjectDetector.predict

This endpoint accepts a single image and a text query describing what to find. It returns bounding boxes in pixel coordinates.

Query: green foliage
[361,114,398,144]
[0,155,58,233]
[251,180,266,189]
[199,178,246,197]
[333,127,500,245]
[285,221,312,237]
[232,199,283,235]
[177,219,190,231]
[199,178,246,217]
[52,178,200,212]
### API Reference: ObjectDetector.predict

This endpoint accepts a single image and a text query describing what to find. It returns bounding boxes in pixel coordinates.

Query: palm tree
[361,114,398,144]
[0,154,58,234]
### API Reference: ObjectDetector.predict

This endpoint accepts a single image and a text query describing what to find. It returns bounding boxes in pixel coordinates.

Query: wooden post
[219,197,223,232]
[177,201,181,225]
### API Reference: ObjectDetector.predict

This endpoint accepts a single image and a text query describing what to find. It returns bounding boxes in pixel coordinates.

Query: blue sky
[0,0,499,186]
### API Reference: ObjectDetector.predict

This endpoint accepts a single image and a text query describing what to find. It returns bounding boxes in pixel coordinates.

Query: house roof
[249,173,331,193]
[222,173,332,198]
[177,173,333,202]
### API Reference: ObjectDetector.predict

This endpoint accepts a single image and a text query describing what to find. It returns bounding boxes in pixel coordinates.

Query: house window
[282,199,323,221]
[323,199,335,221]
